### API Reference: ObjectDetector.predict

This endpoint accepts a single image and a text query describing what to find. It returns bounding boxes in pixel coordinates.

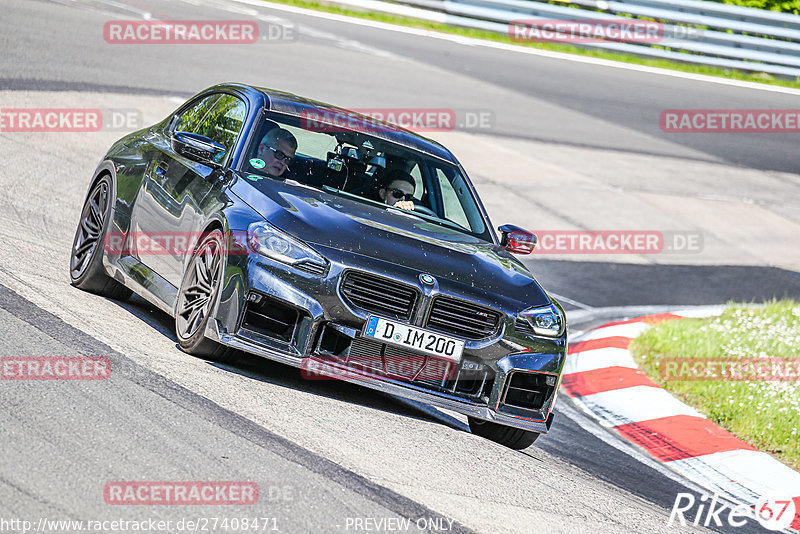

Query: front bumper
[206,243,567,434]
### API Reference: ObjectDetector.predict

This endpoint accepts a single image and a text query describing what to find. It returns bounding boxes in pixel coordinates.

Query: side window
[408,163,423,199]
[435,168,470,230]
[174,94,221,134]
[193,95,247,152]
[173,94,247,164]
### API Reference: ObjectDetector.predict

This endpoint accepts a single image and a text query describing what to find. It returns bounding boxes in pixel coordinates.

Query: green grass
[711,0,800,14]
[264,0,800,89]
[630,301,800,470]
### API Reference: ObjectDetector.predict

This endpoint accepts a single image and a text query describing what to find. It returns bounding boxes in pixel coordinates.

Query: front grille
[340,271,418,320]
[426,296,501,340]
[346,337,453,383]
[330,336,493,399]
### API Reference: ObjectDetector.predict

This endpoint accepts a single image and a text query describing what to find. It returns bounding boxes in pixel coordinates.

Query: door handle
[155,162,168,176]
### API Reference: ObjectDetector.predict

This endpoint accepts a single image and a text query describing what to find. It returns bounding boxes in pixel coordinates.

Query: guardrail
[328,0,800,78]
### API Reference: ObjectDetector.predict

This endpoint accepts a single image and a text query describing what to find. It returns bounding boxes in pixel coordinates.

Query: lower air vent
[502,372,553,411]
[241,294,304,343]
[346,337,452,382]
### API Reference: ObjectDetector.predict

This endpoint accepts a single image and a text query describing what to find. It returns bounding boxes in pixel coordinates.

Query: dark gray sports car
[70,83,567,449]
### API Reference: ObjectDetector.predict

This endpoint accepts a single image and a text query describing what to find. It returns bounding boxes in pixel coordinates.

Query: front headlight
[248,221,326,269]
[519,303,565,337]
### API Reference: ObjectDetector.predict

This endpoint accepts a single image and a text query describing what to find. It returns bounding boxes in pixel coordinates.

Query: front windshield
[240,111,489,238]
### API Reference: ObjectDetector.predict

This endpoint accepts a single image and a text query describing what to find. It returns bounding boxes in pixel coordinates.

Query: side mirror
[499,224,537,255]
[171,131,227,166]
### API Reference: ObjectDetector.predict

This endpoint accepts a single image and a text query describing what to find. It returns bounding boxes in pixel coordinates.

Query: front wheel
[69,175,132,300]
[468,417,539,450]
[175,229,237,363]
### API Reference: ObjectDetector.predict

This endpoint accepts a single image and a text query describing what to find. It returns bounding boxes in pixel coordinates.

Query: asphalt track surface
[1,0,799,532]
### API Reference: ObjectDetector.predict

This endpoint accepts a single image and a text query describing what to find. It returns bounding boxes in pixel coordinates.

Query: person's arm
[393,200,414,211]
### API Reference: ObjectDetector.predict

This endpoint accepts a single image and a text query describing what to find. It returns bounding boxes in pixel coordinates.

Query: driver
[378,170,415,211]
[256,128,297,178]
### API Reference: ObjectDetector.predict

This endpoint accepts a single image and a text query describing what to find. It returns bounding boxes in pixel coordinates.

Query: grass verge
[263,0,800,90]
[630,301,800,470]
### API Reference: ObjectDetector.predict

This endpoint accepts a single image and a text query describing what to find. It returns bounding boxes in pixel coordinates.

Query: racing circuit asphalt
[1,0,800,532]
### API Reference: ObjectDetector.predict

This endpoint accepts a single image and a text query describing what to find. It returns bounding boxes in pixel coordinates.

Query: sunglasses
[388,188,414,201]
[267,146,293,164]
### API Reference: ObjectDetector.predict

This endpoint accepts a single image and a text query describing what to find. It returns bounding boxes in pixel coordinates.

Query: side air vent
[502,372,554,411]
[514,317,535,337]
[241,294,305,343]
[295,260,327,276]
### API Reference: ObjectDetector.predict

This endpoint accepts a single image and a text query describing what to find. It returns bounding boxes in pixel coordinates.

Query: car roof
[218,83,460,164]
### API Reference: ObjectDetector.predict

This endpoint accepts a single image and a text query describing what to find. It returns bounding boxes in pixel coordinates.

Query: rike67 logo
[668,492,798,531]
[754,495,798,531]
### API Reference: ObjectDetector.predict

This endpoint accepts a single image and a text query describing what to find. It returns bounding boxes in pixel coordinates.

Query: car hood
[229,176,550,309]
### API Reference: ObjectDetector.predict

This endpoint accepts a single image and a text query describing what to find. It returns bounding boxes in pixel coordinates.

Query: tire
[468,417,540,450]
[175,229,238,363]
[70,175,132,301]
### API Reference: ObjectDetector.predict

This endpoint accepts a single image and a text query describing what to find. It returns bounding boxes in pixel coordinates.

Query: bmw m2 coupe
[70,83,567,449]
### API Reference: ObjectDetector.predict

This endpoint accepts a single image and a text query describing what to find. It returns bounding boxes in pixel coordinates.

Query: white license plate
[363,316,464,363]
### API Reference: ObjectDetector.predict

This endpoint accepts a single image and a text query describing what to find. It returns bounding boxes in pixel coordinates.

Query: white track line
[549,292,594,311]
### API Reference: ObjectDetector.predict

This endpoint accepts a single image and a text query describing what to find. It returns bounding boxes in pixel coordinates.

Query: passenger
[256,128,297,178]
[377,170,416,211]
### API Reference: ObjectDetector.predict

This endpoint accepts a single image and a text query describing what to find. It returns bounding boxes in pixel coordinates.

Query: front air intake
[241,294,304,343]
[502,372,553,411]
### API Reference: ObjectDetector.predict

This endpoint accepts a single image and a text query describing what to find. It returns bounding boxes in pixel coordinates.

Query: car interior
[243,117,427,208]
[238,112,486,237]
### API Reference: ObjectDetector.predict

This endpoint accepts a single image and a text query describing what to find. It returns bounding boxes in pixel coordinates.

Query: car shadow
[108,293,459,429]
[213,355,455,427]
[112,292,177,340]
